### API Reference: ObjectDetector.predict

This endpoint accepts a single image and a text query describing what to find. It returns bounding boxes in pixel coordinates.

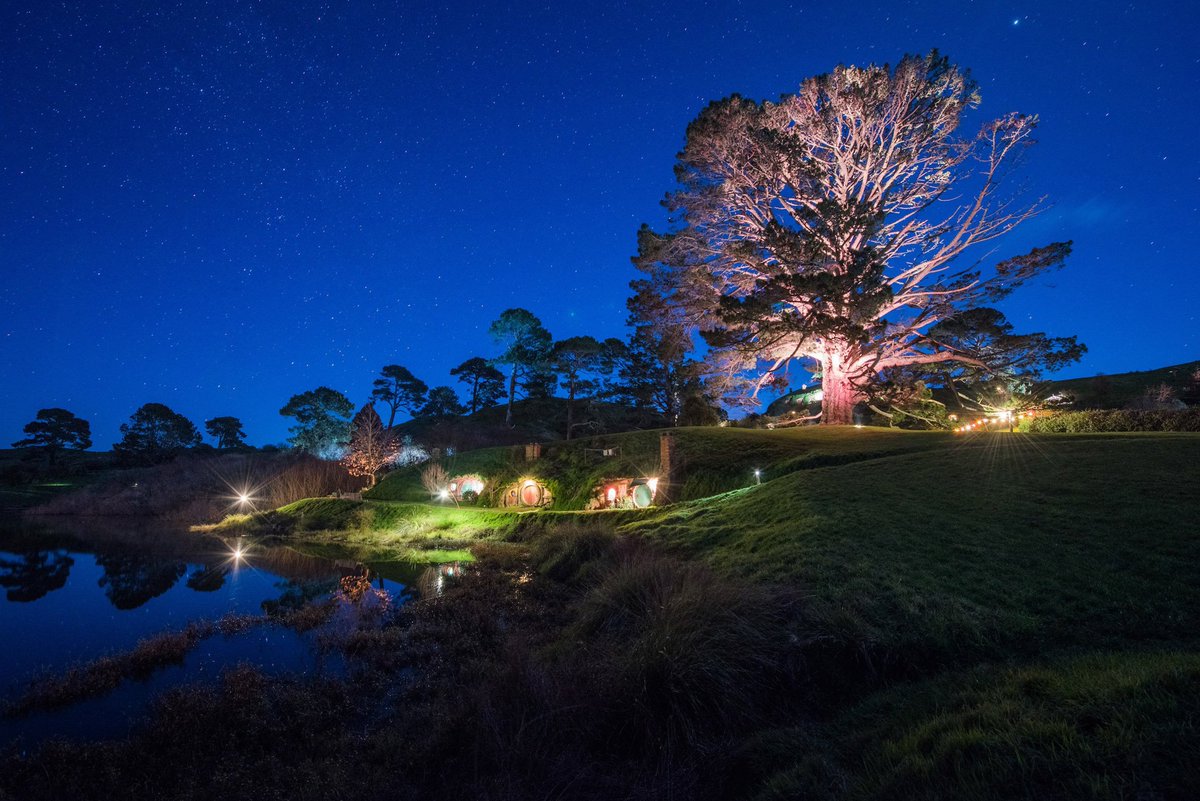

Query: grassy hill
[200,425,1200,798]
[1045,360,1200,408]
[622,432,1200,667]
[367,425,952,508]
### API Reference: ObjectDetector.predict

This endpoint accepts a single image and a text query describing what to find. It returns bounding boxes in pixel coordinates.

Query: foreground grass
[750,649,1200,801]
[202,497,523,562]
[623,432,1200,674]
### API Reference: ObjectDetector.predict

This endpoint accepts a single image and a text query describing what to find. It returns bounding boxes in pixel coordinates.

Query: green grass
[623,432,1200,668]
[205,497,521,562]
[751,650,1200,801]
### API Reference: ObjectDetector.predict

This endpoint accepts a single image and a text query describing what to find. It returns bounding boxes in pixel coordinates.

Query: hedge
[1019,408,1200,433]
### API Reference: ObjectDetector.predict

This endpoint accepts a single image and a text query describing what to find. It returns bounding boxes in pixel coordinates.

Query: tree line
[10,299,713,472]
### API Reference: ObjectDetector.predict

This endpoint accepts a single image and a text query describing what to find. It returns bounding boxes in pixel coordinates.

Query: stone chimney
[658,431,676,503]
[524,442,542,462]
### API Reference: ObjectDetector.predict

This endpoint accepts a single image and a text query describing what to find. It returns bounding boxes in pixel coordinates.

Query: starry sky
[2,0,1196,447]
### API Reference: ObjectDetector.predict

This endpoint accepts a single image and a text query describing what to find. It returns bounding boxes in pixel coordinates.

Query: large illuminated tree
[635,52,1081,424]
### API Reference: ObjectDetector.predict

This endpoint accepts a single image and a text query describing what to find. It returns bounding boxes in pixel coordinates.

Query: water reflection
[0,518,455,745]
[95,551,187,610]
[0,550,75,602]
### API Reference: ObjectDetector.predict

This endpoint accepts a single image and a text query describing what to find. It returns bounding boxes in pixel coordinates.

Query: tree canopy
[635,51,1082,423]
[204,416,247,449]
[418,386,467,418]
[550,336,606,438]
[370,365,428,428]
[113,403,201,464]
[450,357,506,414]
[12,408,92,466]
[488,308,553,426]
[279,387,354,457]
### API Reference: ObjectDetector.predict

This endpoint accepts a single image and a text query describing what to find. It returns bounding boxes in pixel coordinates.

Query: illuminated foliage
[279,387,354,457]
[636,52,1081,424]
[341,403,399,487]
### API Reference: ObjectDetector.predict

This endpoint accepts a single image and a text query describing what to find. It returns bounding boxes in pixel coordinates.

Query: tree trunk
[820,355,862,425]
[565,382,575,440]
[505,367,517,427]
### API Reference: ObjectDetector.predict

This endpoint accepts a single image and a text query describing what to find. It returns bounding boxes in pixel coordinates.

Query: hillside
[207,425,1200,798]
[1045,360,1200,408]
[367,425,952,508]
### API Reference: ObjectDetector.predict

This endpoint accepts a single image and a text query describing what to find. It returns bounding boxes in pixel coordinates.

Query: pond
[0,518,442,746]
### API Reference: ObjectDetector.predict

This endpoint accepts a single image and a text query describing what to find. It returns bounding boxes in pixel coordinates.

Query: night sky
[2,1,1196,447]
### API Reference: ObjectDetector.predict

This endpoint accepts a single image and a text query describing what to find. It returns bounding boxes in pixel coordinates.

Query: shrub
[1019,408,1200,433]
[420,462,449,495]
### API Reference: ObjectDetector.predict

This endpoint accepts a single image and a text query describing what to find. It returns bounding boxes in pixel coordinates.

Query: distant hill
[1044,360,1200,409]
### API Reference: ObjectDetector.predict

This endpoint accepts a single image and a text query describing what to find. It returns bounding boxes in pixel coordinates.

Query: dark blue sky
[2,1,1196,447]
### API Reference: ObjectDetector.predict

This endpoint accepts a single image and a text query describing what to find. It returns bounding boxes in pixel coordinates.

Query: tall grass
[31,452,358,522]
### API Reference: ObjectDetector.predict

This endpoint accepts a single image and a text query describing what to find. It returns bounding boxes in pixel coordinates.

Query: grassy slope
[86,427,1200,797]
[624,432,1200,663]
[609,430,1200,800]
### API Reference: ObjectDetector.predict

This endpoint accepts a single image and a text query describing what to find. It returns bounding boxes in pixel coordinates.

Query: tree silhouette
[551,336,605,439]
[450,357,506,414]
[370,365,428,428]
[0,550,75,602]
[417,386,467,419]
[113,403,201,464]
[12,408,92,467]
[204,416,247,449]
[489,308,552,427]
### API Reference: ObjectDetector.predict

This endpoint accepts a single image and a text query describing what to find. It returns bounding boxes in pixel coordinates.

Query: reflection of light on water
[424,562,464,597]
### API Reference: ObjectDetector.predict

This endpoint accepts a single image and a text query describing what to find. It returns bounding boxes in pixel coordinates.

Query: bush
[1019,408,1200,433]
